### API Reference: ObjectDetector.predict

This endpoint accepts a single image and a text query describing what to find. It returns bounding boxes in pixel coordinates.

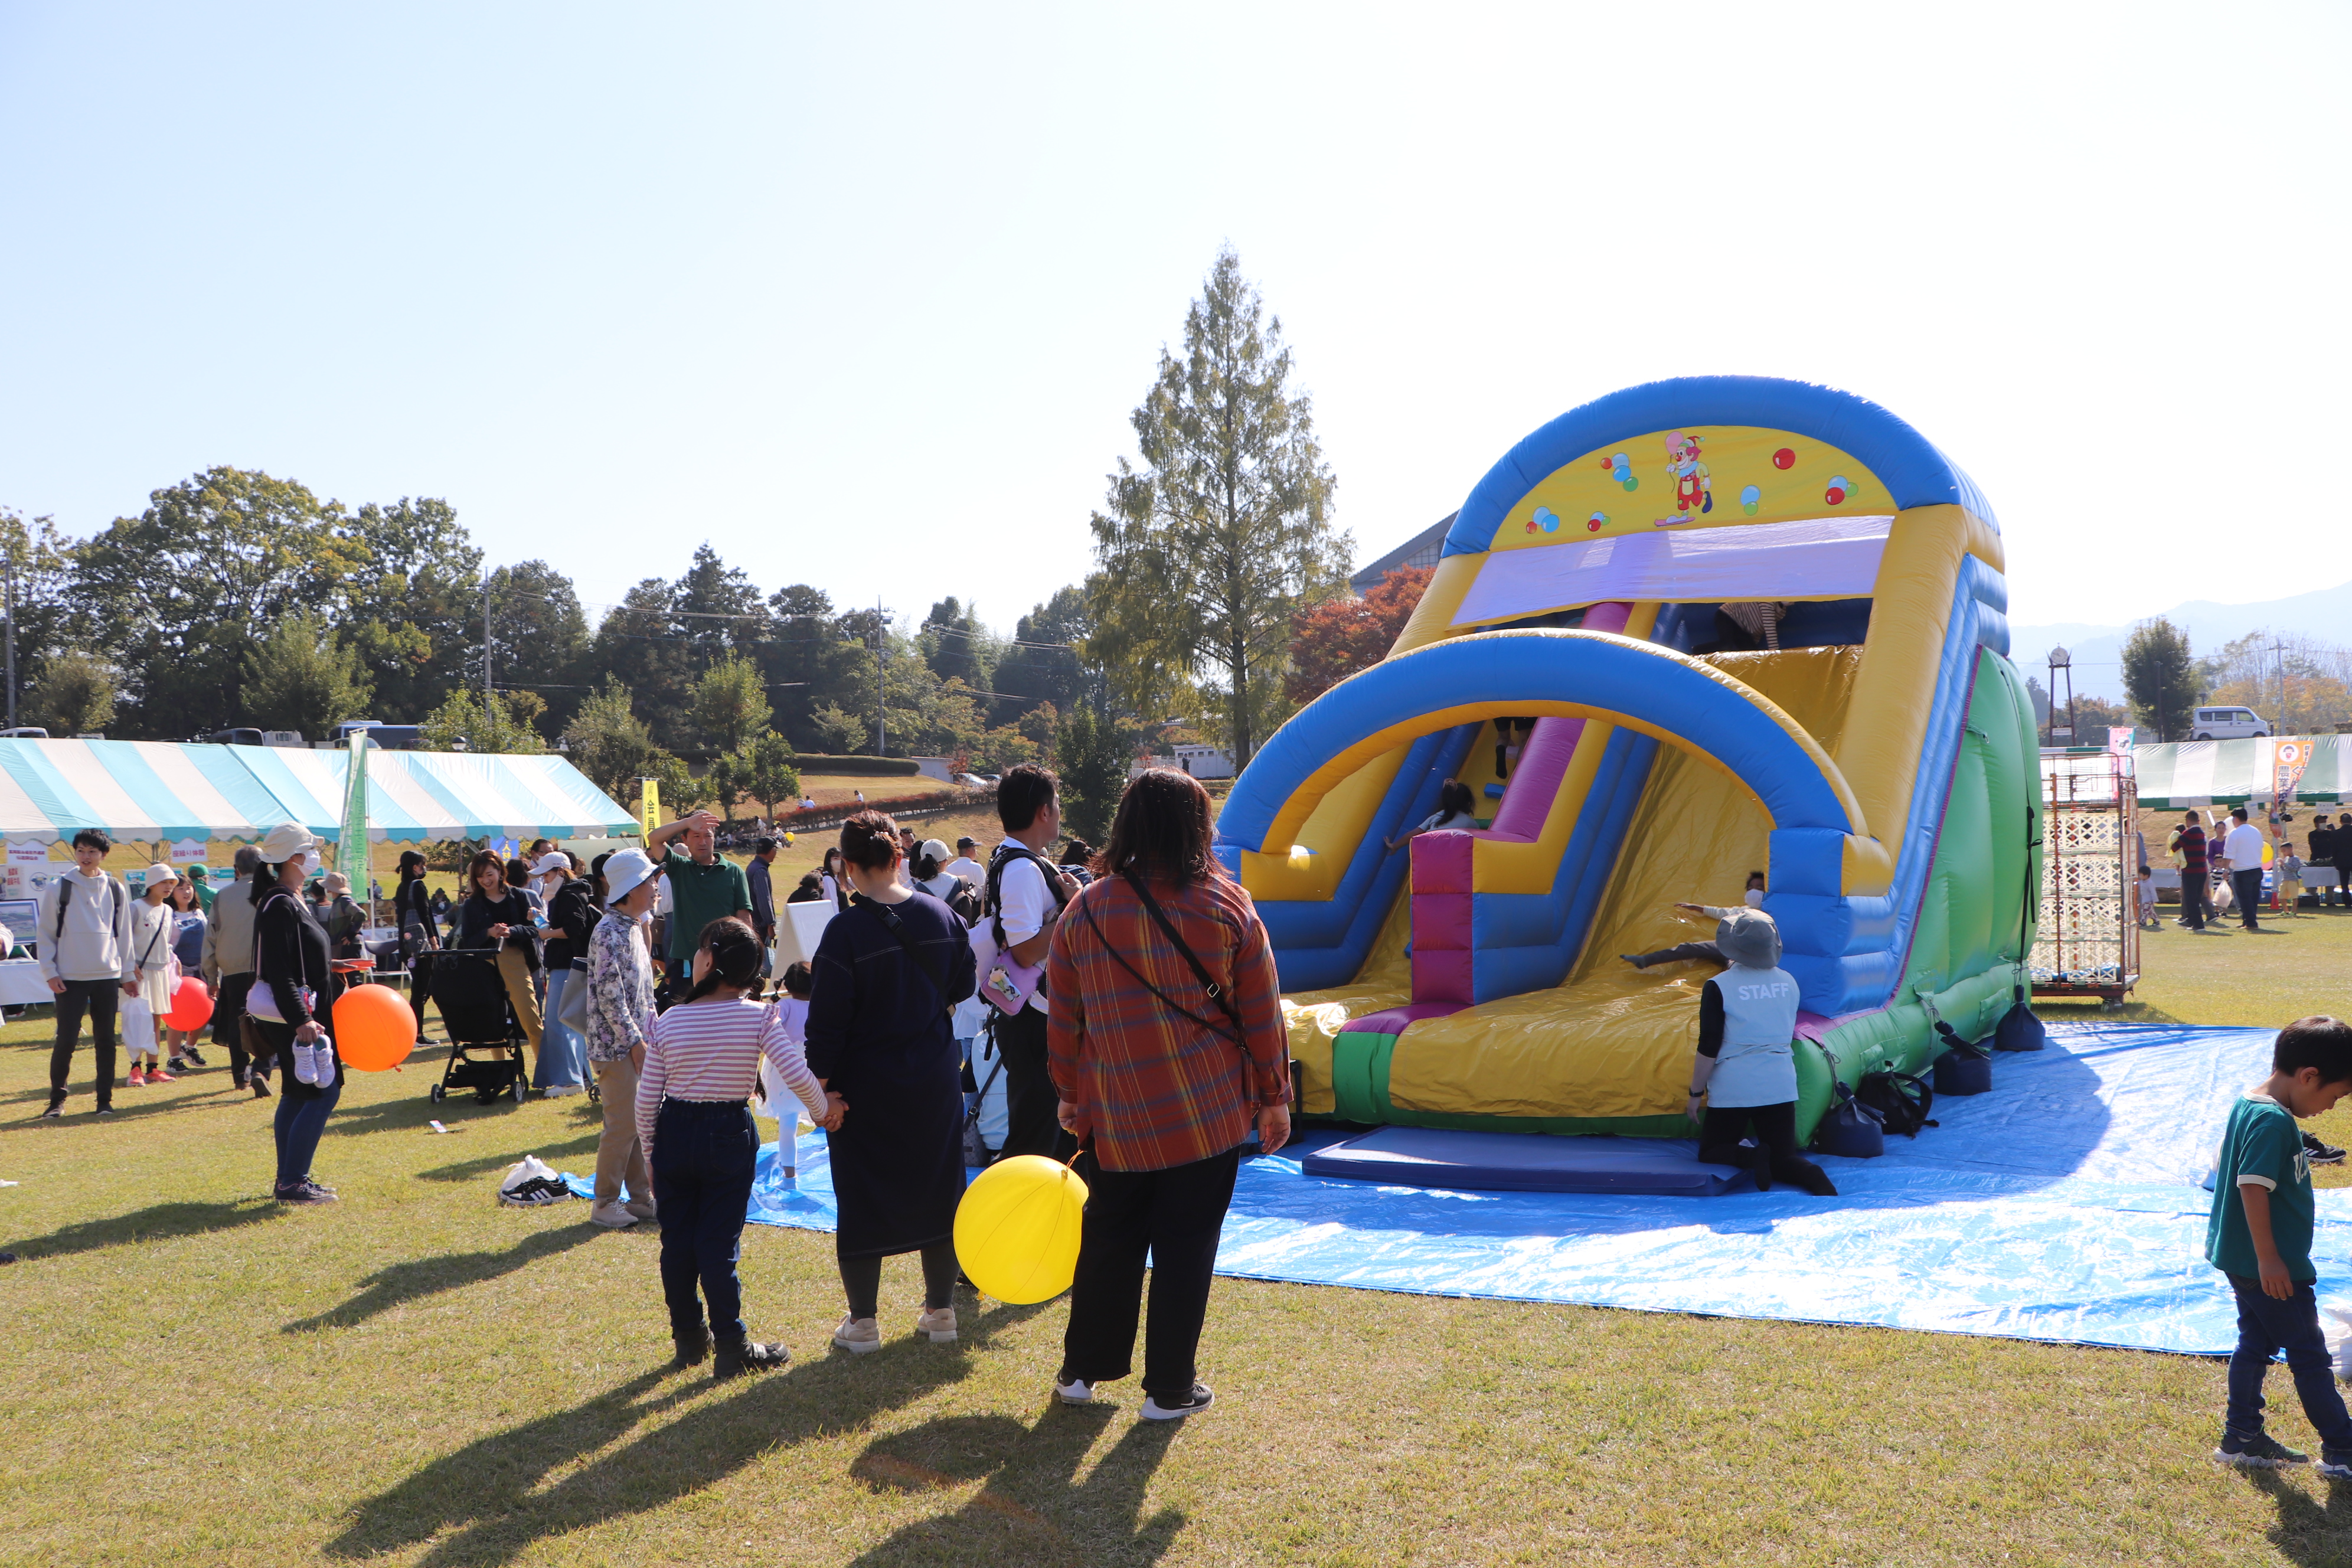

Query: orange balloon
[332,982,417,1072]
[164,976,214,1032]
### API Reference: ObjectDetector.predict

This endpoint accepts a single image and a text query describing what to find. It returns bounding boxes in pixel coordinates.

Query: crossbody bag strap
[1121,874,1250,1042]
[864,899,950,1016]
[1077,885,1246,1053]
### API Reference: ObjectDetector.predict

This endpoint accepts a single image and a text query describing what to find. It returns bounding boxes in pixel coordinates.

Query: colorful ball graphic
[1524,520,1537,533]
[1739,484,1760,507]
[1772,448,1796,470]
[1587,512,1607,530]
[1825,476,1848,505]
[1534,506,1560,533]
[1742,501,1759,515]
[1621,476,1638,492]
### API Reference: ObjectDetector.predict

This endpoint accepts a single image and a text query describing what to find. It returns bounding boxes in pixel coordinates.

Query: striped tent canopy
[2131,736,2352,809]
[0,739,637,844]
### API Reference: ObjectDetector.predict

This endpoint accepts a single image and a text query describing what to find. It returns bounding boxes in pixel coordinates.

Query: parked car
[0,726,49,739]
[2191,706,2271,740]
[199,727,265,746]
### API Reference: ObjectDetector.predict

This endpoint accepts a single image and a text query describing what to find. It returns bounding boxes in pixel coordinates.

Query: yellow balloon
[782,832,795,846]
[953,1155,1089,1304]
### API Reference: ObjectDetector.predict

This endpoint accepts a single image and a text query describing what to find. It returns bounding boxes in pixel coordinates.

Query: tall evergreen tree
[672,543,767,669]
[479,561,592,733]
[2122,618,2202,741]
[593,580,695,752]
[343,496,484,724]
[990,583,1103,726]
[1087,248,1350,765]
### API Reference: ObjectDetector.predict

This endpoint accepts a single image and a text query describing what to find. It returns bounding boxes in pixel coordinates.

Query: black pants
[2179,873,2209,929]
[1061,1145,1241,1402]
[651,1099,759,1345]
[1631,940,1723,969]
[839,1240,959,1319]
[214,973,261,1082]
[2232,868,2265,930]
[1698,1100,1833,1194]
[996,1004,1075,1161]
[51,978,121,1106]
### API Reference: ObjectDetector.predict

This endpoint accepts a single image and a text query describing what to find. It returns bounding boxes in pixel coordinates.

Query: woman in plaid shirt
[1047,769,1292,1420]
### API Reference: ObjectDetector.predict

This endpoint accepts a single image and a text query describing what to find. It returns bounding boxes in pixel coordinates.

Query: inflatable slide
[1219,376,2040,1141]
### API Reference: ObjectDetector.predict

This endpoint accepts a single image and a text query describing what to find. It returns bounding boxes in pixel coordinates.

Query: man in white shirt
[2219,806,2271,933]
[37,828,135,1117]
[943,836,986,890]
[984,765,1078,1159]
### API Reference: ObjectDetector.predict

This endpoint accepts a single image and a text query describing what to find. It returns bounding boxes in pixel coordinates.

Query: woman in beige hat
[250,824,344,1204]
[121,863,183,1088]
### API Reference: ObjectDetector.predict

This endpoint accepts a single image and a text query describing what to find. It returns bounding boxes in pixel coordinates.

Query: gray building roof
[1348,511,1456,596]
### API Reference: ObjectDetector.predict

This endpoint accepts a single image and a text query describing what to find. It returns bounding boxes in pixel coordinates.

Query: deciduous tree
[690,655,773,759]
[1056,703,1136,846]
[25,651,117,736]
[243,610,375,739]
[1284,565,1432,707]
[418,687,546,754]
[1087,249,1349,766]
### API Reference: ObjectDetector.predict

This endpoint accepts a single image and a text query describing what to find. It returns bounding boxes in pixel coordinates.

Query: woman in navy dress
[803,809,976,1355]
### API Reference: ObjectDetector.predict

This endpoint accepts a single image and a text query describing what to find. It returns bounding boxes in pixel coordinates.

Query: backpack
[1854,1069,1937,1138]
[981,845,1068,945]
[941,878,984,929]
[53,873,126,942]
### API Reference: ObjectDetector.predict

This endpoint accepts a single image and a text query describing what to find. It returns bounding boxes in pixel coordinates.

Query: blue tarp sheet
[570,1024,2352,1355]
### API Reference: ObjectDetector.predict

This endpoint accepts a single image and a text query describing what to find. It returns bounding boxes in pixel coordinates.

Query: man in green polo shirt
[646,809,753,1008]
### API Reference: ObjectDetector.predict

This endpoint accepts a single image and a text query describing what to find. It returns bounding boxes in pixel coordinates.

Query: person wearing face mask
[247,824,345,1204]
[586,850,662,1229]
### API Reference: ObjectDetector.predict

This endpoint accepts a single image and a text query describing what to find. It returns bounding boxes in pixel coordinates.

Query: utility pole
[874,596,886,758]
[2272,637,2289,726]
[482,571,494,716]
[4,556,15,730]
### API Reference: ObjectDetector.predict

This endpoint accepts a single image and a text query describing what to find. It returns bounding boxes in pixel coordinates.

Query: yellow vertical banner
[640,779,660,840]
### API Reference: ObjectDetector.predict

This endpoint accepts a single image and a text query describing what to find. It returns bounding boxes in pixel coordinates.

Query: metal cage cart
[2031,749,2140,1007]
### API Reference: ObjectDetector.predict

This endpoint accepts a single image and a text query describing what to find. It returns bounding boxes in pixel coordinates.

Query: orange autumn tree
[1284,565,1434,708]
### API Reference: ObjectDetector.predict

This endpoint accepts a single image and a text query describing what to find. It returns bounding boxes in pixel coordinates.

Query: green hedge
[792,755,923,776]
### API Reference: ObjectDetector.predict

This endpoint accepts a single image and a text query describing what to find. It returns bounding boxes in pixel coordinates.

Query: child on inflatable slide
[1619,871,1766,970]
[1682,909,1837,1197]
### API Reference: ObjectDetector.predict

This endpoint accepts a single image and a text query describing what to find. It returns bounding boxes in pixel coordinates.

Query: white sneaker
[832,1314,882,1355]
[915,1306,957,1344]
[590,1201,638,1229]
[292,1043,318,1086]
[312,1048,335,1090]
[623,1198,657,1223]
[1054,1375,1094,1405]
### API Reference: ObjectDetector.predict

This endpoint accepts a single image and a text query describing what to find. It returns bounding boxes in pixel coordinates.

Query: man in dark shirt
[747,837,779,950]
[2171,811,2210,932]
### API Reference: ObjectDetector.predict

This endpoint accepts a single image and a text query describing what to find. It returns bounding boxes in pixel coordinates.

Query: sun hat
[142,863,180,886]
[603,848,656,902]
[530,851,572,877]
[1715,907,1782,969]
[257,822,317,864]
[920,838,951,865]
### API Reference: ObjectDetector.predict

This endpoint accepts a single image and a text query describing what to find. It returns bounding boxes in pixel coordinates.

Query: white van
[2191,706,2271,740]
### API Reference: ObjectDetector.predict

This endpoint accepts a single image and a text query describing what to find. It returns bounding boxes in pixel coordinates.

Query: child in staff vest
[1683,908,1837,1195]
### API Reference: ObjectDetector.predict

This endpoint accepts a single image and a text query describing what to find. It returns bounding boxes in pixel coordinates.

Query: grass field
[9,917,2352,1563]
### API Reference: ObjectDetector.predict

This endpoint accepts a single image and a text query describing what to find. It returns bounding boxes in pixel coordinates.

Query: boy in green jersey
[2208,1016,2352,1472]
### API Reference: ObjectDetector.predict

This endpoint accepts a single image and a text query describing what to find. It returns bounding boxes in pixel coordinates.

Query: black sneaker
[40,1094,64,1119]
[250,1075,272,1100]
[2305,1132,2346,1165]
[275,1181,338,1205]
[2215,1429,2308,1468]
[2321,1448,2352,1479]
[1140,1382,1215,1420]
[93,1104,115,1117]
[671,1330,713,1370]
[182,1048,207,1067]
[713,1338,790,1381]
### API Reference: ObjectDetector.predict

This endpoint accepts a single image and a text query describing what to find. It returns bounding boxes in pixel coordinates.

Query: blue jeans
[273,1074,342,1190]
[534,968,587,1092]
[651,1099,759,1344]
[2226,1273,2352,1449]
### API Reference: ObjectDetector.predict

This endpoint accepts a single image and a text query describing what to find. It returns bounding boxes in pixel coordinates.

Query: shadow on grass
[843,1406,1184,1566]
[285,1224,602,1332]
[8,1198,283,1259]
[413,1132,599,1185]
[326,1296,1051,1566]
[2243,1467,2352,1563]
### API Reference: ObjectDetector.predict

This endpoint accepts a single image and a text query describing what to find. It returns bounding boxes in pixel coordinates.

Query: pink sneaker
[126,1067,146,1088]
[148,1064,177,1083]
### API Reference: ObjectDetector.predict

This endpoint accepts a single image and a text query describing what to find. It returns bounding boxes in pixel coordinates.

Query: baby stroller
[426,949,533,1105]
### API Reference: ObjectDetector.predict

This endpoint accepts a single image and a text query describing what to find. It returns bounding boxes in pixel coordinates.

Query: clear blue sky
[4,1,2346,636]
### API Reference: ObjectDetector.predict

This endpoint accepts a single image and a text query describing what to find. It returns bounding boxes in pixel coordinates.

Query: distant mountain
[2007,580,2352,703]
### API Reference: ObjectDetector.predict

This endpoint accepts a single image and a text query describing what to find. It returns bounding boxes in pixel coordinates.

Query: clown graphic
[1664,430,1712,517]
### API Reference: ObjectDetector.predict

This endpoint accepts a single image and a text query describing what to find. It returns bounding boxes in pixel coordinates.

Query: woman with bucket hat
[249,824,345,1205]
[1684,906,1837,1196]
[531,850,592,1097]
